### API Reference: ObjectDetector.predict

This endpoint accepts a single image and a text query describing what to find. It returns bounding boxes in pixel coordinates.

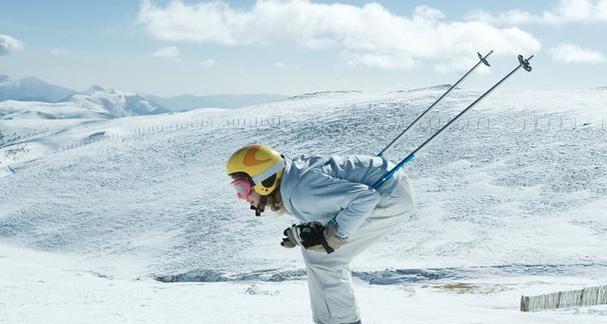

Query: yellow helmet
[226,144,284,195]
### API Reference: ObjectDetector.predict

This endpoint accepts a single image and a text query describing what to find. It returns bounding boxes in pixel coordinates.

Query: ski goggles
[231,178,254,200]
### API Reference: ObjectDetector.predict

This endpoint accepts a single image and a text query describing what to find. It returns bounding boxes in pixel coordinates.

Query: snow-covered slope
[0,74,76,102]
[0,99,113,120]
[0,88,606,323]
[146,93,289,111]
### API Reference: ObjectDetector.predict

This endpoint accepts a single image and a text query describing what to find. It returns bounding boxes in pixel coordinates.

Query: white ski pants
[301,172,415,324]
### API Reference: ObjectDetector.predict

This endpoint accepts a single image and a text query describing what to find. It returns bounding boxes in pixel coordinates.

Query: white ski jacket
[279,154,404,238]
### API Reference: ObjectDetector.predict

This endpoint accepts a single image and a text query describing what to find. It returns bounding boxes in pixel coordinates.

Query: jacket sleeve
[291,169,381,238]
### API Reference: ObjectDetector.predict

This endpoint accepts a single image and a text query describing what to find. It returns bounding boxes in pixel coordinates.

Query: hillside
[0,88,606,323]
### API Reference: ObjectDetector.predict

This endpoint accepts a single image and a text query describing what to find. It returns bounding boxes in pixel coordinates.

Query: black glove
[280,221,345,254]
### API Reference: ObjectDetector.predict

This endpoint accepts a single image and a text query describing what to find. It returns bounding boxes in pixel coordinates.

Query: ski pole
[372,54,534,190]
[378,50,493,158]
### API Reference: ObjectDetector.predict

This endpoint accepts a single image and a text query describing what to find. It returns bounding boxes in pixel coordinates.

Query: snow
[1,245,606,324]
[0,88,606,323]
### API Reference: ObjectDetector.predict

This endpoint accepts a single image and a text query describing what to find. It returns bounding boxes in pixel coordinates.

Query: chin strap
[251,196,268,216]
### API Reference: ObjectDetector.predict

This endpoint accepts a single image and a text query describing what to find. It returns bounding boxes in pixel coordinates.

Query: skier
[227,144,415,324]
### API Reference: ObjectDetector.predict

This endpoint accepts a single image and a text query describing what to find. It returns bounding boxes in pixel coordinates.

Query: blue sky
[0,0,605,96]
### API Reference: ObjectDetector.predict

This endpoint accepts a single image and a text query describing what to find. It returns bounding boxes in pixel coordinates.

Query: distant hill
[287,90,362,100]
[0,75,77,102]
[69,85,168,117]
[0,74,288,111]
[0,85,168,120]
[391,84,459,93]
[145,93,289,111]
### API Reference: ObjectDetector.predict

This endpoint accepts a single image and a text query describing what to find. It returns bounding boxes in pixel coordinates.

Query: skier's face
[246,191,262,209]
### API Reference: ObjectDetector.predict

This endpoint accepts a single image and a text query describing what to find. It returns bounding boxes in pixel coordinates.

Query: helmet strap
[251,196,269,217]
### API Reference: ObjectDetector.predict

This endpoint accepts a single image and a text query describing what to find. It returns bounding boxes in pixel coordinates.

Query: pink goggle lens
[231,178,253,200]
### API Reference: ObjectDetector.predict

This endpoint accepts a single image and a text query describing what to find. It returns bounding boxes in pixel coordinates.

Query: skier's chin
[270,204,285,215]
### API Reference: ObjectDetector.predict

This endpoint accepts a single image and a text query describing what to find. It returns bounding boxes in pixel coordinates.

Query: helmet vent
[261,174,277,188]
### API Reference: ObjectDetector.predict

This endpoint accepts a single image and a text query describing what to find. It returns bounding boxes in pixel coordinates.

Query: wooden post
[521,296,529,312]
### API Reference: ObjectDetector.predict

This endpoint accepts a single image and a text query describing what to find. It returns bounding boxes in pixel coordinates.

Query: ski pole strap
[318,230,335,254]
[372,154,415,189]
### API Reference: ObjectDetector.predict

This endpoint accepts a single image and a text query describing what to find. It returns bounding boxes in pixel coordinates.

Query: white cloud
[50,48,71,56]
[273,62,286,69]
[138,0,540,72]
[150,46,180,61]
[599,0,607,19]
[200,58,216,67]
[434,56,491,74]
[0,34,24,56]
[467,0,607,25]
[346,52,415,71]
[549,43,605,63]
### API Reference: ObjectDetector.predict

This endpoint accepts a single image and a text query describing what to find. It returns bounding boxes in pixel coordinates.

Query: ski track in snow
[1,89,606,322]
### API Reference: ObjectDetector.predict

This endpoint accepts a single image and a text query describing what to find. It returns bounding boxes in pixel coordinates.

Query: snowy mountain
[145,93,289,111]
[68,85,169,117]
[0,74,286,113]
[0,85,168,120]
[1,88,606,323]
[0,74,76,102]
